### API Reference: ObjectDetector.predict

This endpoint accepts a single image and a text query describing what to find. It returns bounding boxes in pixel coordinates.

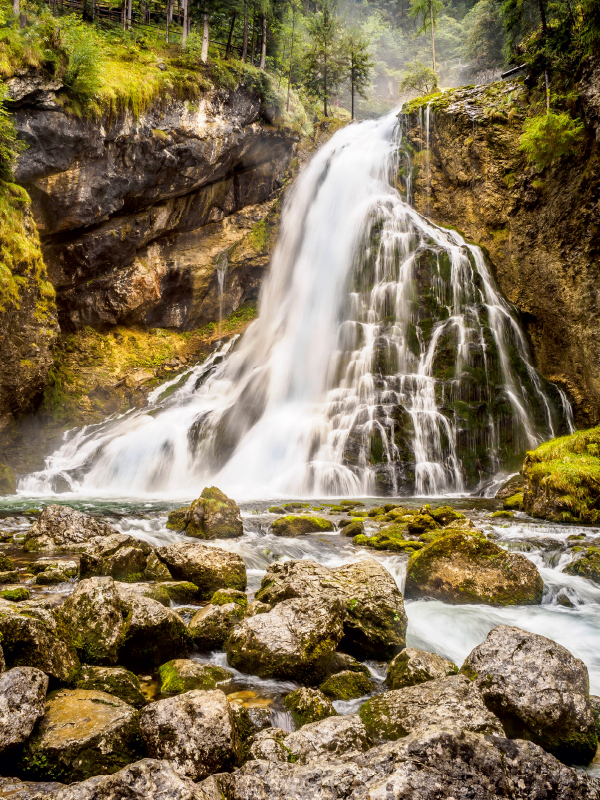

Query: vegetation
[519,111,584,170]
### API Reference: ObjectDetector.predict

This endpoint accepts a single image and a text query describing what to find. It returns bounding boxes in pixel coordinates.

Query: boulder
[406,513,440,535]
[404,529,544,605]
[247,600,270,616]
[0,776,65,797]
[283,714,372,764]
[143,552,173,582]
[155,542,246,600]
[59,577,127,666]
[319,670,373,701]
[461,625,598,765]
[0,667,48,751]
[340,519,364,537]
[0,552,15,571]
[226,596,344,682]
[27,559,78,580]
[359,674,503,743]
[283,687,337,728]
[140,689,242,780]
[386,647,458,690]
[0,587,30,601]
[157,659,233,695]
[79,534,152,581]
[75,666,147,709]
[188,602,245,650]
[247,728,289,762]
[167,487,243,539]
[353,528,423,553]
[20,689,141,782]
[255,559,407,659]
[24,506,117,552]
[429,505,465,526]
[209,588,248,607]
[0,570,20,583]
[271,516,335,536]
[564,547,600,583]
[118,581,198,607]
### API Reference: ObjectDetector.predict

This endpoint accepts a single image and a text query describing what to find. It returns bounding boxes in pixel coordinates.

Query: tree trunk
[225,12,236,58]
[351,66,355,120]
[182,0,188,46]
[324,53,328,117]
[251,9,257,65]
[202,12,209,62]
[259,15,266,69]
[121,0,126,30]
[12,0,19,16]
[166,0,171,43]
[127,0,132,29]
[537,0,548,33]
[430,0,436,73]
[286,9,295,111]
[242,9,249,61]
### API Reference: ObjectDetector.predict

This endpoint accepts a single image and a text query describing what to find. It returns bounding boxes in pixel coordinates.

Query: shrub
[400,61,439,95]
[0,82,25,181]
[519,111,584,171]
[60,17,103,107]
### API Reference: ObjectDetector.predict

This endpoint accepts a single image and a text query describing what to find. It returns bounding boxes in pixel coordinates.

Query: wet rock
[0,587,30,601]
[319,670,373,700]
[246,707,272,734]
[79,534,153,581]
[247,727,288,762]
[142,552,173,582]
[155,541,247,600]
[29,559,78,585]
[59,577,127,666]
[340,519,364,536]
[0,553,15,572]
[283,687,337,727]
[359,674,503,743]
[226,596,344,682]
[406,512,440,535]
[210,587,248,607]
[404,529,544,605]
[564,547,600,584]
[461,625,598,765]
[118,581,199,607]
[255,559,407,660]
[188,602,245,650]
[284,714,372,764]
[0,776,65,798]
[75,666,147,709]
[20,689,141,782]
[386,647,458,690]
[247,600,270,616]
[0,570,20,583]
[0,667,48,751]
[271,516,335,536]
[503,492,524,510]
[140,689,242,780]
[353,528,423,553]
[167,487,243,539]
[429,505,466,526]
[24,506,117,552]
[269,506,285,514]
[157,659,233,695]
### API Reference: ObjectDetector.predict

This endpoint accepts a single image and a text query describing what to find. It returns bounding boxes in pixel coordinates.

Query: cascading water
[21,109,572,499]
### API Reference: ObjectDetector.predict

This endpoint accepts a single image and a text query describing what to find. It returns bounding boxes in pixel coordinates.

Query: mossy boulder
[210,588,248,607]
[155,541,247,599]
[0,570,19,583]
[76,666,146,709]
[503,492,524,511]
[142,552,173,582]
[404,530,543,605]
[353,526,423,553]
[0,464,16,495]
[319,670,373,701]
[167,486,243,539]
[31,559,78,585]
[407,513,440,535]
[284,687,337,727]
[564,547,600,584]
[79,534,153,582]
[20,689,142,782]
[158,658,233,695]
[188,601,245,650]
[0,552,14,571]
[429,506,466,526]
[271,516,335,536]
[491,510,514,518]
[386,647,458,690]
[0,586,29,601]
[340,519,364,536]
[269,506,285,514]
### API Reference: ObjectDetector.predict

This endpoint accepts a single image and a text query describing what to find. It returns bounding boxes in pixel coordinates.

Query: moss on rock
[283,687,337,728]
[158,659,233,695]
[319,670,373,701]
[564,548,600,584]
[271,516,335,536]
[0,586,29,601]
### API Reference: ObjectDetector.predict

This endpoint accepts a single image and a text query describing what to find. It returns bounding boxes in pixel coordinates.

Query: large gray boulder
[284,714,372,764]
[155,542,246,599]
[386,647,458,690]
[75,666,147,709]
[20,689,141,782]
[140,689,242,781]
[24,505,117,552]
[226,596,345,682]
[188,602,245,650]
[59,578,127,666]
[461,625,598,765]
[359,674,503,743]
[255,559,407,660]
[0,667,48,751]
[79,534,155,582]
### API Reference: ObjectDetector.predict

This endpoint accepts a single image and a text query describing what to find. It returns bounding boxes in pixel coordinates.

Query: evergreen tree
[342,29,373,120]
[301,0,346,116]
[409,0,443,73]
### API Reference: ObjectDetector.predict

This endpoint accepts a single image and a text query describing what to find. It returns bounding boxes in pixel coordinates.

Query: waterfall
[21,110,571,500]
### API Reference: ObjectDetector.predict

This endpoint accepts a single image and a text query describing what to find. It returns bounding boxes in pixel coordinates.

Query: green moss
[503,492,524,511]
[319,670,372,701]
[491,510,514,518]
[283,688,336,727]
[271,515,335,536]
[210,588,248,608]
[0,587,29,601]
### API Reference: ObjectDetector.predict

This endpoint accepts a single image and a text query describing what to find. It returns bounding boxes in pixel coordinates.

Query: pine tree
[342,29,373,120]
[301,0,345,116]
[409,0,443,73]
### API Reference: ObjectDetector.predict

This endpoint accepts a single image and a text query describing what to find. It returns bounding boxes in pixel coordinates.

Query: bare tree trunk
[201,12,209,62]
[251,8,257,65]
[259,14,266,69]
[324,53,328,117]
[286,8,295,111]
[166,0,171,42]
[430,0,436,73]
[121,0,126,30]
[225,12,236,58]
[127,0,132,29]
[242,8,249,61]
[182,0,188,45]
[12,0,19,16]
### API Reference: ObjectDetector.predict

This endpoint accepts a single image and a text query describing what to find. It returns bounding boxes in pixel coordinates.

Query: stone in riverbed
[118,581,199,607]
[157,659,233,695]
[386,647,458,690]
[340,519,364,536]
[247,727,289,762]
[188,602,245,650]
[404,529,543,605]
[140,689,242,780]
[79,534,153,582]
[564,547,600,584]
[319,670,373,700]
[23,505,117,552]
[143,551,173,582]
[20,689,142,782]
[283,714,372,764]
[461,624,598,765]
[155,541,246,599]
[167,486,243,539]
[283,687,337,727]
[271,516,335,536]
[0,667,48,751]
[0,586,29,601]
[359,674,503,743]
[27,559,78,583]
[75,666,147,709]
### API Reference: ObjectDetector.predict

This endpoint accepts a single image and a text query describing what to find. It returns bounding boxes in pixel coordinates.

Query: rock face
[21,689,141,782]
[24,505,117,551]
[167,487,243,539]
[0,667,48,751]
[461,625,598,765]
[565,547,600,582]
[255,559,407,660]
[75,666,146,709]
[359,674,503,743]
[386,648,458,690]
[155,541,247,599]
[404,530,544,605]
[140,689,242,781]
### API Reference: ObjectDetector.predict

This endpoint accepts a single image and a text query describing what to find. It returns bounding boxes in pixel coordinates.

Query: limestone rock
[157,659,233,695]
[143,552,173,582]
[461,625,598,765]
[340,519,364,537]
[271,516,335,536]
[283,714,372,764]
[226,596,344,682]
[0,586,30,601]
[283,687,337,727]
[0,776,65,798]
[79,534,152,581]
[319,670,373,700]
[0,667,48,751]
[359,674,503,743]
[59,577,127,666]
[564,547,600,583]
[30,559,78,585]
[75,666,146,709]
[168,487,243,539]
[21,689,141,782]
[404,529,544,605]
[386,647,458,690]
[117,581,198,607]
[247,728,288,763]
[188,602,245,650]
[24,506,116,552]
[255,558,407,659]
[209,587,248,607]
[155,541,246,599]
[140,689,242,780]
